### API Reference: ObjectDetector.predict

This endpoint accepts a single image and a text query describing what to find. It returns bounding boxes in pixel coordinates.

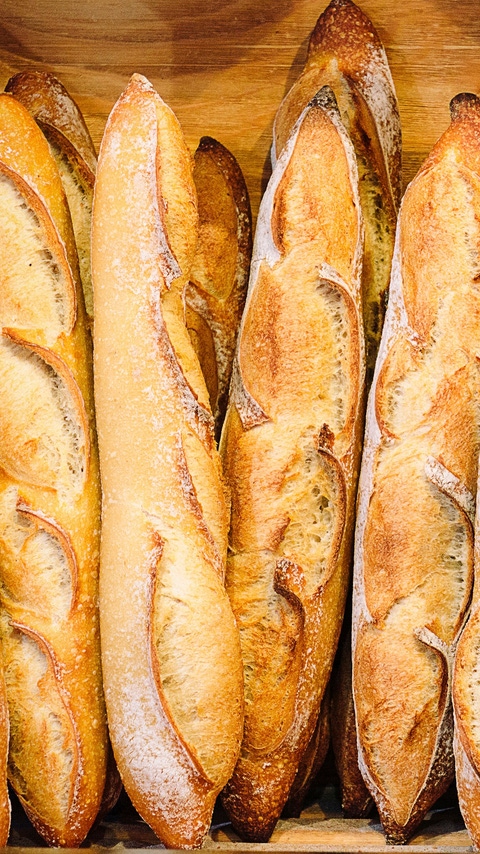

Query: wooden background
[0,0,479,221]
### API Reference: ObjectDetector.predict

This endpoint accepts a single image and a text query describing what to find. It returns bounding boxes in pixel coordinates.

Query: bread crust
[6,71,97,323]
[92,74,244,849]
[353,92,480,842]
[186,136,252,438]
[219,87,365,841]
[0,92,106,846]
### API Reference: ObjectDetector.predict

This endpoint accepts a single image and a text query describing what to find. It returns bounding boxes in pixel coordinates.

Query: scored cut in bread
[274,0,400,382]
[452,97,480,842]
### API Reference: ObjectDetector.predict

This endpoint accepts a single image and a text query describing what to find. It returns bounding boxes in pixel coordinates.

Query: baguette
[272,0,401,817]
[0,92,106,845]
[92,74,244,849]
[352,92,480,842]
[273,0,400,381]
[5,71,97,323]
[186,136,252,438]
[219,86,365,841]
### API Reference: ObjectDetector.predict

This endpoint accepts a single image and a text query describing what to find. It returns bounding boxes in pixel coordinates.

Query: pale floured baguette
[0,92,107,845]
[186,136,252,438]
[273,0,400,382]
[92,74,244,849]
[219,86,365,841]
[353,92,480,842]
[6,70,97,323]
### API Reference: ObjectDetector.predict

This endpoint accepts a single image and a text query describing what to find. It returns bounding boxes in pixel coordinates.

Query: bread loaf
[219,85,365,841]
[272,0,401,818]
[92,73,244,849]
[273,0,400,382]
[5,71,97,324]
[186,136,252,437]
[353,91,480,842]
[0,91,106,845]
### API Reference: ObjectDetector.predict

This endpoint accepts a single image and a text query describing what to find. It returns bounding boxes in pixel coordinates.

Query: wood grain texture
[0,0,478,220]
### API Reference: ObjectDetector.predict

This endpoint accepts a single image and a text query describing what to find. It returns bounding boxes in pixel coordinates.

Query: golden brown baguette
[186,136,252,438]
[5,70,97,323]
[273,0,400,382]
[219,85,365,841]
[272,0,401,819]
[353,91,480,843]
[92,74,244,849]
[0,92,107,845]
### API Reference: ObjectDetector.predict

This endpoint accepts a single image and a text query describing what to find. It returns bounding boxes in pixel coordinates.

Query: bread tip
[126,72,156,96]
[450,92,480,121]
[326,0,357,8]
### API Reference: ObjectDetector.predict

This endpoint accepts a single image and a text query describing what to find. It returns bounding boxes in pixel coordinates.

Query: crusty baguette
[5,71,97,323]
[0,92,106,845]
[353,91,480,843]
[219,86,365,841]
[186,136,252,438]
[273,0,400,382]
[271,0,401,819]
[92,74,244,849]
